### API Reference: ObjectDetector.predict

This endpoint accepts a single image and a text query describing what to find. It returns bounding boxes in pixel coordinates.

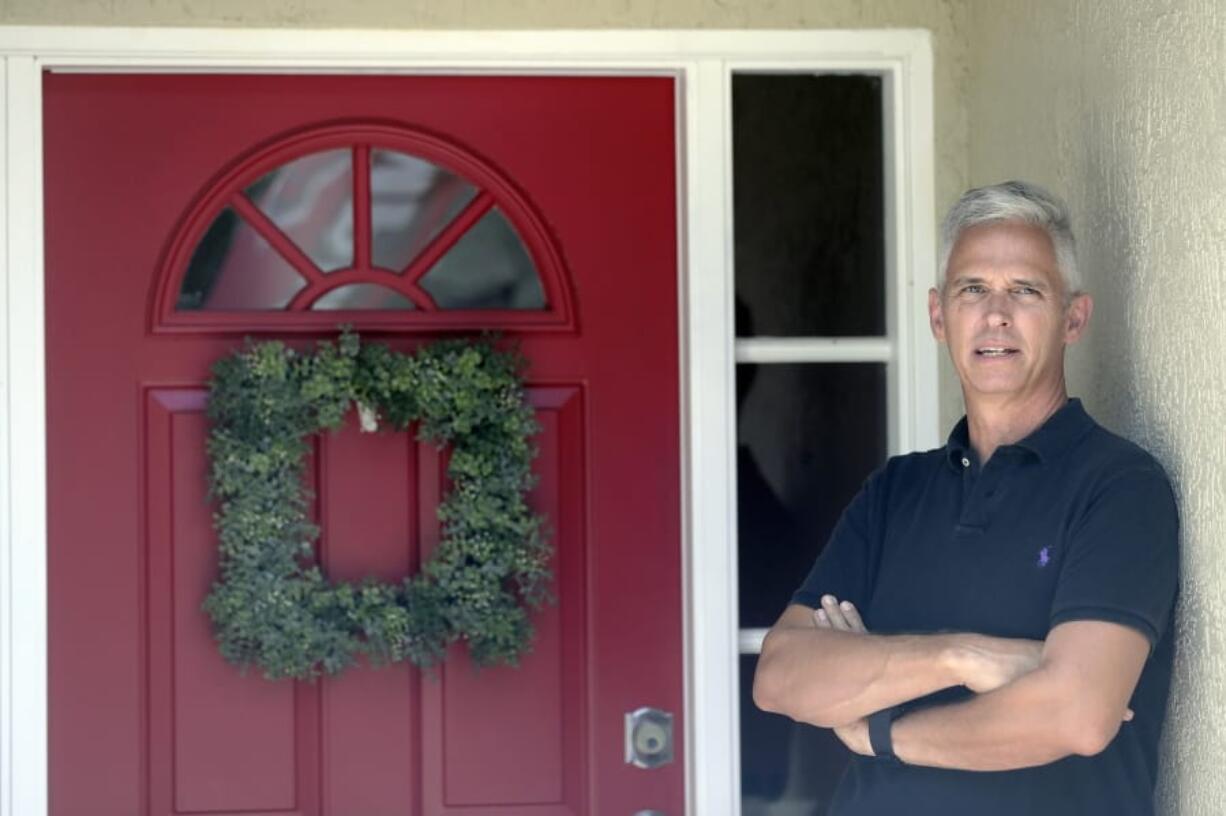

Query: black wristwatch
[868,706,904,764]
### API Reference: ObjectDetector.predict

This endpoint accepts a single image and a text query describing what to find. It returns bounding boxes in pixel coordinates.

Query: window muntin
[179,206,304,310]
[369,148,479,273]
[244,148,355,274]
[419,208,546,310]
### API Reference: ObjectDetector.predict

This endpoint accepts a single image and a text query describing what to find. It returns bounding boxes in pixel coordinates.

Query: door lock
[625,707,674,769]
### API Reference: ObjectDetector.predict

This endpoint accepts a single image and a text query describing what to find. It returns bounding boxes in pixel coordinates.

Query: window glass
[741,655,849,815]
[370,148,479,273]
[732,74,885,337]
[245,148,354,273]
[310,283,416,311]
[419,208,546,309]
[736,363,886,629]
[177,206,304,310]
[171,136,556,319]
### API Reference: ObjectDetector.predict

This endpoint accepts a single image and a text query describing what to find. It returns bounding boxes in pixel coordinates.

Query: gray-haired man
[754,181,1178,815]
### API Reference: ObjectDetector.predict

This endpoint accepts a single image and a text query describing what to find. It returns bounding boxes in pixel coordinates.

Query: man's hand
[812,593,868,634]
[810,596,875,754]
[831,716,873,757]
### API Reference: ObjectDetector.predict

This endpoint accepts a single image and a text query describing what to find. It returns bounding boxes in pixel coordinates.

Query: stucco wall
[968,2,1226,813]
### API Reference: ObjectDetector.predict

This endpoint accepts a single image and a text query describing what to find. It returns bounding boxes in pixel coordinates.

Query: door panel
[318,424,420,814]
[45,74,680,816]
[420,388,586,815]
[146,389,321,816]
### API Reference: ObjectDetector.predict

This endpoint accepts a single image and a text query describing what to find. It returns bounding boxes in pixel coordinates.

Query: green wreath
[202,331,551,680]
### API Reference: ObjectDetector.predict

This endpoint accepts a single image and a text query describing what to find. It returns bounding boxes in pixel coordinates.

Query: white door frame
[0,27,937,816]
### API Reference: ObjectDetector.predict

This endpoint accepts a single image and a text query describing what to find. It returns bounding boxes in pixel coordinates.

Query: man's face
[929,221,1092,405]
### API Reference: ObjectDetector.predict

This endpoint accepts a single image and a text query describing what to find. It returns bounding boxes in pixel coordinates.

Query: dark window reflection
[370,148,478,273]
[419,208,546,309]
[736,361,886,629]
[245,148,355,273]
[311,283,416,311]
[741,655,849,815]
[178,206,304,310]
[733,74,884,337]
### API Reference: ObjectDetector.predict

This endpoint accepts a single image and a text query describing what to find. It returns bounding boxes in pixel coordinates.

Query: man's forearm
[755,601,1045,729]
[754,623,963,728]
[891,664,1114,771]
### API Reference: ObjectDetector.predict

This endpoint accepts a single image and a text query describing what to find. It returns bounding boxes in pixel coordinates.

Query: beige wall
[968,2,1226,813]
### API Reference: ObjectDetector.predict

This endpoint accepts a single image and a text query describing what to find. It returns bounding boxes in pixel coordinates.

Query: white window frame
[0,27,937,816]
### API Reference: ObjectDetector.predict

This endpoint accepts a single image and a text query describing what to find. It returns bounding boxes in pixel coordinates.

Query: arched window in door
[152,123,574,333]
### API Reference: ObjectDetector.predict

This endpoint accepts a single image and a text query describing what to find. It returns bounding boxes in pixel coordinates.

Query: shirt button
[961,457,970,468]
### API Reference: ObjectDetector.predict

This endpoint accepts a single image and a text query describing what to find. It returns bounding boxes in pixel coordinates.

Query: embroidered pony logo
[1037,546,1052,568]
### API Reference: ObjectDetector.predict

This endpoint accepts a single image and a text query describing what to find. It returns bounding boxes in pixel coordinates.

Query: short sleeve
[790,467,884,613]
[1049,466,1180,651]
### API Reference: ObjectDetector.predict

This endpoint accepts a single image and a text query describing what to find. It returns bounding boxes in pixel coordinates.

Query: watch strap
[868,706,902,763]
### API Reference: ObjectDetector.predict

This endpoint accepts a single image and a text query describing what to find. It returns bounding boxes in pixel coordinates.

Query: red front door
[45,74,681,816]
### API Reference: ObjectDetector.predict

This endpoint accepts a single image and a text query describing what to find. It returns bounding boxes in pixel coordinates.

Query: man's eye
[961,285,986,294]
[1013,287,1039,296]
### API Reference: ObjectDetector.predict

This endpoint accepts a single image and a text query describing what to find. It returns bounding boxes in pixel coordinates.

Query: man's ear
[1064,293,1093,345]
[928,287,946,342]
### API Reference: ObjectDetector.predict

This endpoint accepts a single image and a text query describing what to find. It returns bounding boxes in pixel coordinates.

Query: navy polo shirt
[792,399,1179,816]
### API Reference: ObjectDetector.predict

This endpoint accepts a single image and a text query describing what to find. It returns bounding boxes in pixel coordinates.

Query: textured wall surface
[968,2,1226,813]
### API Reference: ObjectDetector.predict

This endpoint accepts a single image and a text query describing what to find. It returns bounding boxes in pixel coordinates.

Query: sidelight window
[734,73,891,815]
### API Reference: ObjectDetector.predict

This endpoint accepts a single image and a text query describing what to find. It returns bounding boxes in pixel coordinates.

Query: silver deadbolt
[625,707,674,769]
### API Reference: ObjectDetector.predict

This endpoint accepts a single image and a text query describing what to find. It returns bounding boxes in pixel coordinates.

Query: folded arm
[888,619,1149,770]
[752,598,1042,728]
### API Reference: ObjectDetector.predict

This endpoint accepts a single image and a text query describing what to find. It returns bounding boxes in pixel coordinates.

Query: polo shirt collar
[945,398,1094,470]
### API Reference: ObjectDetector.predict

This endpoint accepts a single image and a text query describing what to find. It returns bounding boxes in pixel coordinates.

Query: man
[753,181,1179,815]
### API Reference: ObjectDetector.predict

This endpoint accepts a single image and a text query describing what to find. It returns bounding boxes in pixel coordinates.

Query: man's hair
[938,180,1081,296]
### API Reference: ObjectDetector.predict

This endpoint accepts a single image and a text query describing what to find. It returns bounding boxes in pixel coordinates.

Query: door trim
[0,27,937,816]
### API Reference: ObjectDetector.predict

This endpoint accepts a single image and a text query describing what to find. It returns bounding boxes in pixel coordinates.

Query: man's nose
[985,292,1012,326]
